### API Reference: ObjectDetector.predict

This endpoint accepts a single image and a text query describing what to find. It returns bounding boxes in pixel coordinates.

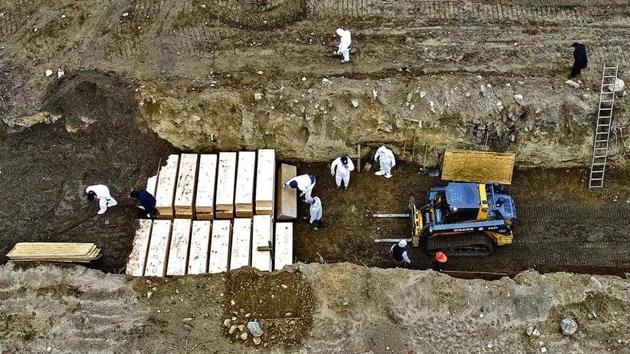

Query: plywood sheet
[188,220,211,275]
[252,215,272,271]
[215,152,237,219]
[195,154,218,220]
[166,219,191,276]
[230,218,252,270]
[8,243,95,258]
[235,151,256,217]
[441,149,515,185]
[209,219,231,273]
[174,154,198,218]
[255,149,275,215]
[274,222,293,270]
[155,154,179,218]
[145,220,172,277]
[126,219,153,276]
[277,164,297,220]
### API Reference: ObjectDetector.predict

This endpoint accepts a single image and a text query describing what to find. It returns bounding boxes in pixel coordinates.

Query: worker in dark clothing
[570,42,588,78]
[432,251,448,272]
[130,189,158,219]
[390,240,411,267]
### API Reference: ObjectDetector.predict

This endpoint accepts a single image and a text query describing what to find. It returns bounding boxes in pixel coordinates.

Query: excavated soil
[0,263,628,353]
[0,70,173,272]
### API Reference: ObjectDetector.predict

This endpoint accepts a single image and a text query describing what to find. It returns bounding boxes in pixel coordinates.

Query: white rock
[46,346,52,352]
[45,69,53,77]
[61,14,66,19]
[565,80,580,88]
[281,284,288,289]
[372,89,379,99]
[420,91,427,98]
[256,71,263,75]
[351,99,359,108]
[253,337,261,345]
[301,77,307,81]
[560,317,578,336]
[254,92,263,101]
[322,78,332,84]
[514,94,523,100]
[609,78,625,92]
[57,67,64,78]
[541,347,547,353]
[122,12,129,17]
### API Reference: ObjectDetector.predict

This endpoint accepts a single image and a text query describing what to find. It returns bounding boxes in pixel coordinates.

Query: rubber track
[427,233,494,257]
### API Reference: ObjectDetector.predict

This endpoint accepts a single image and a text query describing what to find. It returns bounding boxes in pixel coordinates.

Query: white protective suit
[309,197,323,224]
[374,146,396,178]
[330,156,355,188]
[285,174,316,202]
[86,184,118,215]
[336,28,352,63]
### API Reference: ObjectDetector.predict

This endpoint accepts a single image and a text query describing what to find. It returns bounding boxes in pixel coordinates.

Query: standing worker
[570,42,588,78]
[335,28,352,63]
[130,189,158,219]
[390,240,411,267]
[284,174,316,202]
[308,196,323,230]
[85,184,117,215]
[374,145,396,179]
[432,251,448,272]
[330,155,355,189]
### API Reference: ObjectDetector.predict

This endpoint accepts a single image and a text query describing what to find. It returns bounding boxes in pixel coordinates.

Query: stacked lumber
[277,163,297,220]
[215,152,237,219]
[7,243,102,263]
[441,149,516,185]
[274,222,293,270]
[155,154,180,218]
[235,151,256,217]
[252,215,273,271]
[174,154,198,218]
[126,219,153,276]
[195,154,218,220]
[255,149,276,216]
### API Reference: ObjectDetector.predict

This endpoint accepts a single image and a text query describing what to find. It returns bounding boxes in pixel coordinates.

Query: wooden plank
[230,218,252,270]
[215,152,237,219]
[209,219,231,273]
[255,149,275,215]
[251,215,272,271]
[146,175,158,197]
[188,220,212,275]
[174,154,198,218]
[8,243,97,258]
[274,222,293,271]
[235,151,256,217]
[155,154,179,218]
[441,149,515,185]
[126,219,153,276]
[166,219,192,276]
[277,164,297,220]
[195,154,218,220]
[144,220,172,277]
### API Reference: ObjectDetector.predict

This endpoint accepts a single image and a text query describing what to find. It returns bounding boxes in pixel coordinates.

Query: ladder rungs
[592,163,606,166]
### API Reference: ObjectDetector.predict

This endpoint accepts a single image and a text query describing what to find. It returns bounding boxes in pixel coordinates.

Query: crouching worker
[432,251,448,272]
[130,189,158,219]
[308,196,323,230]
[86,184,118,215]
[390,240,411,267]
[284,174,316,202]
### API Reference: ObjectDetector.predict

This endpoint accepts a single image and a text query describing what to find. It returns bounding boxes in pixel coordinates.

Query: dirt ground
[1,263,628,353]
[293,160,630,276]
[0,70,173,272]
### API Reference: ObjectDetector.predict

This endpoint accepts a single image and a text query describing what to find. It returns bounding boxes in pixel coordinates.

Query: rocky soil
[1,0,629,166]
[0,263,629,353]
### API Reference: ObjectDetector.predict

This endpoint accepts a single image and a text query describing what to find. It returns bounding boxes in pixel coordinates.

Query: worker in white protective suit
[85,184,118,215]
[330,155,355,189]
[374,145,396,178]
[283,174,316,202]
[308,196,323,230]
[335,28,352,63]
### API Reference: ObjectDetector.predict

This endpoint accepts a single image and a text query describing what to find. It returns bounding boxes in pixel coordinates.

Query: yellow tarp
[441,149,515,184]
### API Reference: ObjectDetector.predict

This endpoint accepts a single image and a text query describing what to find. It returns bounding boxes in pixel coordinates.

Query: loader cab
[427,182,516,225]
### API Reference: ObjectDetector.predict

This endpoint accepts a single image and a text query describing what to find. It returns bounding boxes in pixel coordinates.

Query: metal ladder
[589,65,619,189]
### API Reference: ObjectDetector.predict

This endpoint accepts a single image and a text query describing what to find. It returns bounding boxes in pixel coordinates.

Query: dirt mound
[222,267,315,348]
[0,70,173,271]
